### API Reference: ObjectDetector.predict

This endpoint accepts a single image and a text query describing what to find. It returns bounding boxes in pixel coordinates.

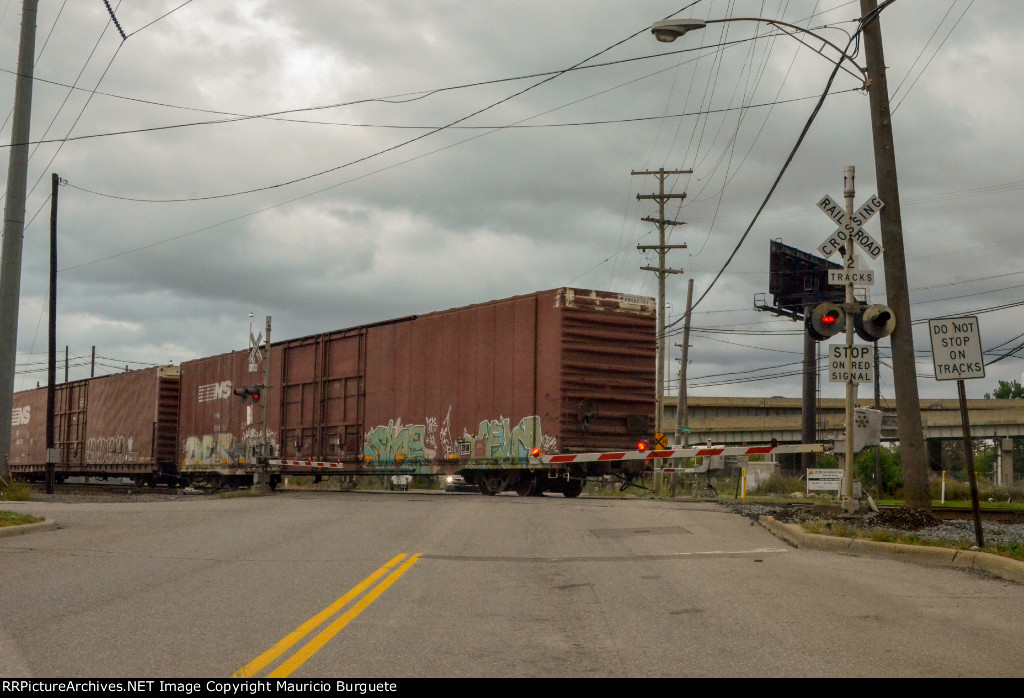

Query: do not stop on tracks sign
[927,315,987,549]
[929,316,984,381]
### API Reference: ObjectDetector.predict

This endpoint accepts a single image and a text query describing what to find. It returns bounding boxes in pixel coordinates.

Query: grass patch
[0,511,43,527]
[801,521,1024,563]
[0,479,32,501]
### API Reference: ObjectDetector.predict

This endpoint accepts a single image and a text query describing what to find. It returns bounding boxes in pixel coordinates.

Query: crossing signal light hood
[855,304,896,342]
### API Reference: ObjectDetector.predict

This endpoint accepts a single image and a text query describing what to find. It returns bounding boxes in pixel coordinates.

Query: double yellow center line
[233,553,421,678]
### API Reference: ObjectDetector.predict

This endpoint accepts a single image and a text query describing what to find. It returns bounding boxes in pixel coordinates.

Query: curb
[760,516,1024,585]
[0,519,58,538]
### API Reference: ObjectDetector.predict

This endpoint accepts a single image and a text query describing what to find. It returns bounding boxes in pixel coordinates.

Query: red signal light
[820,312,838,326]
[531,447,541,457]
[637,441,648,452]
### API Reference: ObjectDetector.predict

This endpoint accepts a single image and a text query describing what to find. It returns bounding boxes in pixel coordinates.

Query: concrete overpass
[662,396,1024,480]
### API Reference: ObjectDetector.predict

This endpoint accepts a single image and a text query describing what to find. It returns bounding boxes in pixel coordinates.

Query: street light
[651,18,869,89]
[651,3,931,511]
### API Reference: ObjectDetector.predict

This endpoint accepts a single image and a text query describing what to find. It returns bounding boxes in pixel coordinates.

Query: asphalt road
[1,490,1022,678]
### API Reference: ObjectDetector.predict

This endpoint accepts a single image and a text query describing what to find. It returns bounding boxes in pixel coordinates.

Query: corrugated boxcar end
[554,289,657,455]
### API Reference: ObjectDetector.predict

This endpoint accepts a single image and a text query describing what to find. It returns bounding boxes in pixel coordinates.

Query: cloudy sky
[2,0,1022,404]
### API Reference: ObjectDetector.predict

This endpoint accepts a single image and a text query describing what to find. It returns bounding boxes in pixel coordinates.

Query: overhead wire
[56,1,712,205]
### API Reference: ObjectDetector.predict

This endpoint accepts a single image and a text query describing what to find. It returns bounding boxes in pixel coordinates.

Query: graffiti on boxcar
[363,411,555,464]
[184,434,232,464]
[461,416,542,461]
[86,435,137,463]
[241,427,279,455]
[364,420,432,463]
[182,429,279,465]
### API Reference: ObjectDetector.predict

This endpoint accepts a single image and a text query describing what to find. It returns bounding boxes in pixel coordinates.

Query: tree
[855,444,901,496]
[984,379,1024,399]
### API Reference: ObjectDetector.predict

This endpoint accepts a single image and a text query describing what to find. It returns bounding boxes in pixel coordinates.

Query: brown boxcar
[177,288,655,493]
[8,366,180,483]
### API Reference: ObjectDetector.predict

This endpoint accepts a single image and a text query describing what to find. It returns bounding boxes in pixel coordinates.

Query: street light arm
[654,17,868,90]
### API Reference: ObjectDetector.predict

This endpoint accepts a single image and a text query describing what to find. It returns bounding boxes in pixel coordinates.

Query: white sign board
[828,344,874,384]
[828,268,874,286]
[807,468,843,492]
[929,316,985,381]
[816,194,884,260]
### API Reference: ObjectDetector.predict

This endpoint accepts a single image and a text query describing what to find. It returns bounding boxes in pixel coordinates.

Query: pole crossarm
[636,194,687,201]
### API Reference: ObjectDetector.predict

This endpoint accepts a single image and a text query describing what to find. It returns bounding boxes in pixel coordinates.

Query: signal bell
[806,302,845,341]
[855,304,896,342]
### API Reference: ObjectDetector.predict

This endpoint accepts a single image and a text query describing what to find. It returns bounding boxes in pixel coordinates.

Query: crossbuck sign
[816,194,884,261]
[248,329,263,373]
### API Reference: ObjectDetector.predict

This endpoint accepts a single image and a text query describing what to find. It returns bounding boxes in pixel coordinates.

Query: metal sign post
[816,168,885,514]
[929,316,985,547]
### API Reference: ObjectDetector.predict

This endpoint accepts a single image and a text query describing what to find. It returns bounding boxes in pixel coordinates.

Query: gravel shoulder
[728,501,1024,551]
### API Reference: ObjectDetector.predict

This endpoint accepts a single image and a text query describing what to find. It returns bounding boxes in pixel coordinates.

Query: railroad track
[27,481,197,497]
[927,505,1024,524]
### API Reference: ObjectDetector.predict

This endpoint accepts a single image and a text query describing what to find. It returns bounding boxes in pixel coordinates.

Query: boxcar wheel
[562,479,584,498]
[514,474,535,497]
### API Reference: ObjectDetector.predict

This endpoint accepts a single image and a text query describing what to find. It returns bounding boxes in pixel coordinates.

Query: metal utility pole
[802,307,817,474]
[633,168,691,442]
[45,174,59,494]
[841,166,858,513]
[262,315,271,459]
[860,0,930,510]
[0,0,40,479]
[873,339,882,493]
[673,278,694,447]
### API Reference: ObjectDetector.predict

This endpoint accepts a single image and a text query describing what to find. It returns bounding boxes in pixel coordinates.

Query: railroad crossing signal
[652,432,668,449]
[806,302,845,340]
[233,385,262,403]
[854,304,896,342]
[816,194,884,261]
[806,302,895,342]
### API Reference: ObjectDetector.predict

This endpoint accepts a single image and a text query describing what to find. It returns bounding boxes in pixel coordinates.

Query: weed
[802,520,1024,563]
[0,511,42,527]
[0,478,31,501]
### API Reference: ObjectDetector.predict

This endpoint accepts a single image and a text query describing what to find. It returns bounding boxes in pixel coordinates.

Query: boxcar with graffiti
[8,366,181,484]
[8,288,656,496]
[179,287,657,495]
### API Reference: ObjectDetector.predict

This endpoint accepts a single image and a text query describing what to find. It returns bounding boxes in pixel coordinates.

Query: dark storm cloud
[2,0,1022,400]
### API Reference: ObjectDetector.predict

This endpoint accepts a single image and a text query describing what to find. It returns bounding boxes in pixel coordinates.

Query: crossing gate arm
[530,443,825,466]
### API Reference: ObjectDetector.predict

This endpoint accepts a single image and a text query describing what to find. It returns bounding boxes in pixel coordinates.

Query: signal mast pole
[842,167,858,512]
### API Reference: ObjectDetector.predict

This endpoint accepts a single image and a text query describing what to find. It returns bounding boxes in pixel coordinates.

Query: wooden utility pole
[633,168,691,442]
[860,0,929,510]
[673,278,694,447]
